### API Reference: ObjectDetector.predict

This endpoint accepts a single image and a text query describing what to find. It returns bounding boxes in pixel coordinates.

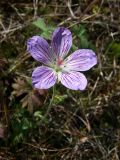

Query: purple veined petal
[32,66,57,89]
[27,36,53,65]
[64,49,97,71]
[58,71,87,90]
[51,27,72,59]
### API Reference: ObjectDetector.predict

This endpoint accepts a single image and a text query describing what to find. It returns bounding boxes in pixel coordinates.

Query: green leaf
[71,44,78,52]
[41,31,51,39]
[53,94,68,104]
[80,35,89,48]
[33,18,47,31]
[110,42,120,57]
[72,24,93,49]
[34,111,43,120]
[22,118,31,130]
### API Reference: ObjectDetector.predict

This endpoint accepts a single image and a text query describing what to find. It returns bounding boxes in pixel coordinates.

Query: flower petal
[32,66,57,89]
[27,36,52,65]
[59,71,87,90]
[51,27,72,59]
[64,49,97,71]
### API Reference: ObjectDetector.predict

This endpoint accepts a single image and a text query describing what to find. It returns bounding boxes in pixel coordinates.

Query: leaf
[80,35,89,48]
[33,18,56,39]
[22,118,32,130]
[33,18,47,31]
[71,44,78,52]
[34,111,43,120]
[72,24,93,49]
[53,94,68,104]
[110,42,120,57]
[41,31,51,39]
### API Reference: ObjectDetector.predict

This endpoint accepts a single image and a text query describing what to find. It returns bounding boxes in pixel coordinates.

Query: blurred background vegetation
[0,0,120,159]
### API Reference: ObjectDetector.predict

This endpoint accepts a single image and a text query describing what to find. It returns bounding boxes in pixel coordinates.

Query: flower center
[49,58,64,72]
[57,58,63,67]
[53,58,63,72]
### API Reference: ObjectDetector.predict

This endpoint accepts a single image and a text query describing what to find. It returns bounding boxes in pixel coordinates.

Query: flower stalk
[40,85,55,123]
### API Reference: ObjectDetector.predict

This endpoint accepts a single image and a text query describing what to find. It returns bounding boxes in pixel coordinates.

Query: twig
[33,0,38,19]
[66,0,79,19]
[23,142,71,152]
[89,76,100,97]
[8,3,24,21]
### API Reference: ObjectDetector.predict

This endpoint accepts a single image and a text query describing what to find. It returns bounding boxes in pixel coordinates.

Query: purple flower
[27,27,97,90]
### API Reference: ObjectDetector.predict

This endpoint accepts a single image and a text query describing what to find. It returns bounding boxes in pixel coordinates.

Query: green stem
[40,85,55,123]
